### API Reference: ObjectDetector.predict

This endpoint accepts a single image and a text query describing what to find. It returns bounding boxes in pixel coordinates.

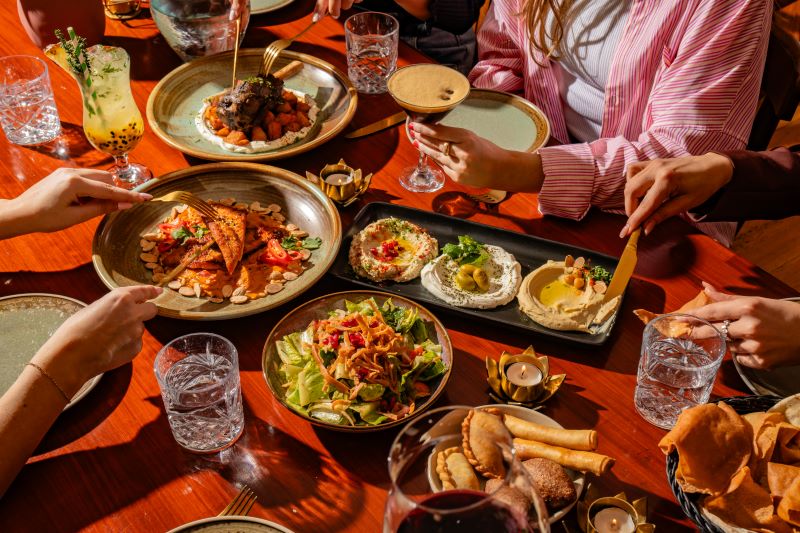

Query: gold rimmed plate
[92,163,342,320]
[146,49,358,162]
[406,88,550,152]
[262,290,453,432]
[0,293,102,409]
[251,0,295,14]
[167,516,295,533]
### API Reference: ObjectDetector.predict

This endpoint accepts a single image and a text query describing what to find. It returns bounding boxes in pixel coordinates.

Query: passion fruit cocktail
[46,36,151,188]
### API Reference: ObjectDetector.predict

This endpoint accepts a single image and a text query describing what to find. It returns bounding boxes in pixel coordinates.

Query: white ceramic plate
[251,0,294,15]
[167,516,295,533]
[0,293,102,410]
[425,404,585,524]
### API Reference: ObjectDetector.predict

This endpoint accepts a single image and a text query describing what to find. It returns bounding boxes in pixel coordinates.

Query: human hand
[409,121,542,191]
[689,282,800,369]
[5,168,151,235]
[312,0,362,20]
[31,286,161,396]
[621,153,734,238]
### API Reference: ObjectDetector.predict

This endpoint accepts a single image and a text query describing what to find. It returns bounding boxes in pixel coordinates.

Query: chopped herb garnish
[587,265,612,284]
[55,27,100,117]
[442,235,489,266]
[281,236,322,250]
[193,225,208,239]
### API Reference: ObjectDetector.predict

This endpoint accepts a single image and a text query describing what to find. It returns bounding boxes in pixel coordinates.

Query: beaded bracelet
[27,362,70,404]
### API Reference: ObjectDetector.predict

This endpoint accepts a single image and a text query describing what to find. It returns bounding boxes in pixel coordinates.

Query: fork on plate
[218,485,257,517]
[149,191,219,220]
[258,19,318,77]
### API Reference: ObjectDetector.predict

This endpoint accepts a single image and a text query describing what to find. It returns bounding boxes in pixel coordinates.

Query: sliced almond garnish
[168,280,182,290]
[283,272,298,281]
[573,256,586,270]
[266,283,284,294]
[140,253,158,263]
[232,286,247,297]
[193,282,201,298]
[594,281,607,294]
[145,262,159,270]
[209,297,224,303]
[230,295,248,304]
[221,285,234,298]
[268,203,281,213]
[178,286,195,296]
[565,254,574,267]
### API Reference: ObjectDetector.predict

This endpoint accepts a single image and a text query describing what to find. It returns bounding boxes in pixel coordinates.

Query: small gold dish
[306,159,372,207]
[486,346,565,406]
[578,485,655,533]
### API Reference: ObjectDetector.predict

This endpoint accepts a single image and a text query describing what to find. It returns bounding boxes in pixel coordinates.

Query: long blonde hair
[522,0,575,63]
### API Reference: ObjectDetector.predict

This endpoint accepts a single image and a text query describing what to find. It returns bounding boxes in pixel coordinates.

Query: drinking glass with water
[634,313,726,429]
[345,12,399,94]
[0,56,60,146]
[155,333,244,453]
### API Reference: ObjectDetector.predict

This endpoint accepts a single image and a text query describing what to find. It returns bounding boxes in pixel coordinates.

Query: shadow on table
[25,122,113,165]
[11,394,364,533]
[717,358,749,392]
[314,425,397,489]
[105,35,183,81]
[34,363,133,455]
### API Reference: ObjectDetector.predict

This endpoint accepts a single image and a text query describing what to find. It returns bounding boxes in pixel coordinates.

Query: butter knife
[605,228,641,301]
[345,111,407,139]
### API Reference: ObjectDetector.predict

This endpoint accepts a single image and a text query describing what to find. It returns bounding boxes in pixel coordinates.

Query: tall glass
[634,313,726,429]
[384,406,549,532]
[387,64,470,193]
[151,0,251,62]
[0,56,61,145]
[154,333,244,453]
[45,43,152,188]
[345,12,399,94]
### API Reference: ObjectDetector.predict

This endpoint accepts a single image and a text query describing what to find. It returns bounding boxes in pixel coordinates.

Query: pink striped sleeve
[468,0,525,94]
[538,0,772,219]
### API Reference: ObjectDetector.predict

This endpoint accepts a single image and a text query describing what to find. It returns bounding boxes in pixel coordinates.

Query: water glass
[345,12,399,94]
[151,0,251,62]
[634,313,726,429]
[154,333,244,453]
[0,56,60,145]
[384,406,549,532]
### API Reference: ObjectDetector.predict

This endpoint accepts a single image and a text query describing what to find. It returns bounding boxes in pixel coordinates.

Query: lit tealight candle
[505,362,542,387]
[324,173,353,186]
[592,507,636,533]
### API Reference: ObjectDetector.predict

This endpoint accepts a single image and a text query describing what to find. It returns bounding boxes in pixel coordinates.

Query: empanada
[436,447,480,491]
[461,409,512,479]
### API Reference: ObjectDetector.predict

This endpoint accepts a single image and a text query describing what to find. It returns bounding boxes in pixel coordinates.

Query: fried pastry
[461,409,512,479]
[484,478,531,515]
[502,414,597,451]
[513,438,614,476]
[436,447,480,491]
[522,458,576,510]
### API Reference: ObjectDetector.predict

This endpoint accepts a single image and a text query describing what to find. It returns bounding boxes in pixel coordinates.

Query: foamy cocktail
[387,64,470,192]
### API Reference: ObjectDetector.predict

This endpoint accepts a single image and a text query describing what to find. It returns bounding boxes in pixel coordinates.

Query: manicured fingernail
[413,140,419,148]
[118,202,133,210]
[409,130,416,139]
[408,123,414,131]
[619,225,628,238]
[139,193,152,200]
[154,286,164,294]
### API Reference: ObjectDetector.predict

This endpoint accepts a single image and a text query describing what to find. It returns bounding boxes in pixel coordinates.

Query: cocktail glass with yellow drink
[46,29,151,189]
[387,64,470,193]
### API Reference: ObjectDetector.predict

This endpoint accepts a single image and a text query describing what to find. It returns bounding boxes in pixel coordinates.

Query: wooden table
[0,2,794,531]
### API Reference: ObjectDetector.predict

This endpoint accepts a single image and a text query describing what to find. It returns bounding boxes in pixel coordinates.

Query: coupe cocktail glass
[46,41,151,189]
[387,64,470,193]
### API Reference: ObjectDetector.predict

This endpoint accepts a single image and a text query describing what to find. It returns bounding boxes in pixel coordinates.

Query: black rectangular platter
[329,202,623,345]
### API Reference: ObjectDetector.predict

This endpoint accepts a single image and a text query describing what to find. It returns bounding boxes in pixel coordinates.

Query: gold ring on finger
[442,141,451,157]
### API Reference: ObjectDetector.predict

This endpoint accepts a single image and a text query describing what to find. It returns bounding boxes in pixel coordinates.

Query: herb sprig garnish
[55,27,99,116]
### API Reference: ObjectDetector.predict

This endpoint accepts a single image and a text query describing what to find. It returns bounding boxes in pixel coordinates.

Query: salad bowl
[262,290,453,432]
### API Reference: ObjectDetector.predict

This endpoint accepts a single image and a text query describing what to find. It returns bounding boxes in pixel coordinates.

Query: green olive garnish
[473,268,490,292]
[455,270,477,291]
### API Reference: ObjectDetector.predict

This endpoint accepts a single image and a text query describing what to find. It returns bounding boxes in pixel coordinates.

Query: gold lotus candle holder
[306,159,372,207]
[578,484,655,533]
[485,346,565,406]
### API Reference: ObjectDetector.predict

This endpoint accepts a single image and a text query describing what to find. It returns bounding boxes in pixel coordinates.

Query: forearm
[697,148,800,222]
[0,198,33,240]
[0,367,69,497]
[494,151,544,192]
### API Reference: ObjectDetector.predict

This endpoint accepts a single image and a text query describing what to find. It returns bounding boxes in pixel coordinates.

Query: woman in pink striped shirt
[410,0,772,245]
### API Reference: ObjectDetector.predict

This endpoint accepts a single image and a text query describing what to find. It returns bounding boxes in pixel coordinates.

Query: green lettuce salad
[276,298,447,426]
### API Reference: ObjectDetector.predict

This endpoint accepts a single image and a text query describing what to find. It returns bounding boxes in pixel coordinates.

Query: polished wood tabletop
[0,2,795,532]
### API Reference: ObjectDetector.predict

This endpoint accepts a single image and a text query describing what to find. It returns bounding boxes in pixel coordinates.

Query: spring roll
[513,438,614,476]
[503,414,598,451]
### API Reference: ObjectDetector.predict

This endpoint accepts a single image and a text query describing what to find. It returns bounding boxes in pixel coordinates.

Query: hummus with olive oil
[421,244,521,309]
[518,260,620,333]
[348,218,438,282]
